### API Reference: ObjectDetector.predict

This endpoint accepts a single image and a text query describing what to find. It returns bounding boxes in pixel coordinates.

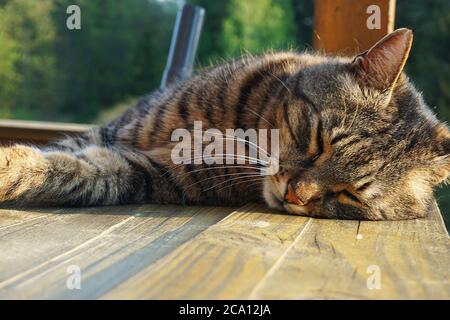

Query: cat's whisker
[183,172,263,192]
[195,147,270,165]
[162,149,270,170]
[216,134,274,158]
[166,165,263,184]
[214,176,263,193]
[199,174,264,193]
[161,163,262,181]
[162,154,268,175]
[167,153,268,166]
[222,177,264,198]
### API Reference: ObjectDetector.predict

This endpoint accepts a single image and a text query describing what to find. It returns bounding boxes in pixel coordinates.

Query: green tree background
[0,0,448,225]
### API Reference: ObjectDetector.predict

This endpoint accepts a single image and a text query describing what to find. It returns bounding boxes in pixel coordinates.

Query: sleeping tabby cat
[0,28,448,220]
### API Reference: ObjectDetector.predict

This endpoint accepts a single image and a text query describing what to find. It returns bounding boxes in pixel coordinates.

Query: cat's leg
[0,143,172,206]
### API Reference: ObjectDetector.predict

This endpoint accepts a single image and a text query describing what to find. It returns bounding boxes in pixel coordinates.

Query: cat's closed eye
[338,189,362,204]
[356,181,373,192]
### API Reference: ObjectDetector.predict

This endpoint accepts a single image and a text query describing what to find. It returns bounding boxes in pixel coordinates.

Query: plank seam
[194,203,256,229]
[0,214,49,231]
[247,218,313,299]
[0,215,136,289]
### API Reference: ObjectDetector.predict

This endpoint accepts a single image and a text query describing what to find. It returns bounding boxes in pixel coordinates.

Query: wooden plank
[1,202,448,299]
[0,204,233,299]
[0,119,92,145]
[0,208,54,230]
[249,201,450,299]
[0,206,131,283]
[103,204,312,299]
[313,0,396,55]
[104,203,449,300]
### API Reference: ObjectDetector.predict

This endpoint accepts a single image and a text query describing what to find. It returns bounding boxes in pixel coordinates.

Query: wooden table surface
[0,202,448,299]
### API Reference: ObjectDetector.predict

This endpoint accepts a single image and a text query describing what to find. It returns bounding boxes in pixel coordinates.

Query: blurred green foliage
[0,0,448,225]
[0,0,178,122]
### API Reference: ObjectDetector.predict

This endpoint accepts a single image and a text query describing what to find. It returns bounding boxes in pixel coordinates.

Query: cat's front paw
[0,145,48,202]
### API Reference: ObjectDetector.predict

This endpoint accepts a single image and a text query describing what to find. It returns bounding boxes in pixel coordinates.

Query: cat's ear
[351,28,413,92]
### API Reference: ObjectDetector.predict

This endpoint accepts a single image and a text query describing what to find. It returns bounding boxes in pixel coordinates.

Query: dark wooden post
[313,0,396,55]
[160,4,205,89]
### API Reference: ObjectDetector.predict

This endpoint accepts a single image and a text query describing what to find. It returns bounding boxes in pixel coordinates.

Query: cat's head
[264,28,450,220]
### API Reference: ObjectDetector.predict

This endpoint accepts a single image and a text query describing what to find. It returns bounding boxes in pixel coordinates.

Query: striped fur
[0,29,449,220]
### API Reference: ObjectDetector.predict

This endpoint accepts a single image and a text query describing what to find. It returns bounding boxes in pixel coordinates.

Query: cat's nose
[285,179,323,206]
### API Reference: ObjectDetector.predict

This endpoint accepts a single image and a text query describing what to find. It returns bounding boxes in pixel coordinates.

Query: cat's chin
[262,175,288,206]
[263,190,284,211]
[263,179,285,210]
[283,203,311,215]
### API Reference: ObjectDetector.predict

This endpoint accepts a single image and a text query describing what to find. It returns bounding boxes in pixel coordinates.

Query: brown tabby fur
[0,29,449,220]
